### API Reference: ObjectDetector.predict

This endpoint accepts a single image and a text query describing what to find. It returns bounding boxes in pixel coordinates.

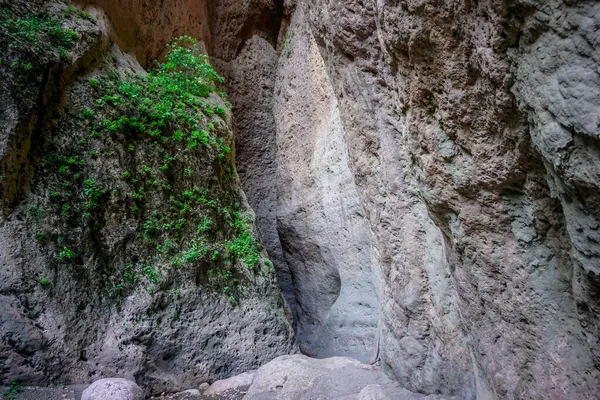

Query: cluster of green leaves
[64,5,94,21]
[0,8,80,60]
[3,381,21,400]
[33,37,267,302]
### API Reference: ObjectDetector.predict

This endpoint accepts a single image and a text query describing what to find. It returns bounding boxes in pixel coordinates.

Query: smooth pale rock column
[273,9,379,362]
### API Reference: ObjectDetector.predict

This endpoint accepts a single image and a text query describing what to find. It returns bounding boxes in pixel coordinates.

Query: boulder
[81,378,143,400]
[204,370,256,397]
[243,355,461,400]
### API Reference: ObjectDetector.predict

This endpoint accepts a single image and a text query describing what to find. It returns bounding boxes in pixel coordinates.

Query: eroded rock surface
[267,0,600,399]
[1,0,599,399]
[0,0,295,396]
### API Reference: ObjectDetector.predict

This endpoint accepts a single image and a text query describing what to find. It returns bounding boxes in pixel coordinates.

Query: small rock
[358,385,388,400]
[171,389,201,399]
[199,383,210,392]
[81,378,143,400]
[204,371,256,396]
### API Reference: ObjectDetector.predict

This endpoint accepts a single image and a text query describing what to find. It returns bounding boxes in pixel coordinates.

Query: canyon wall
[0,0,599,399]
[0,0,295,396]
[256,0,599,399]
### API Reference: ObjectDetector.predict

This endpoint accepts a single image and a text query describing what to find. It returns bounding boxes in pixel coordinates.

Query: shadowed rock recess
[0,0,599,399]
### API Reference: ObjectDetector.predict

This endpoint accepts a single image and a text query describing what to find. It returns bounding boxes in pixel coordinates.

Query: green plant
[57,247,75,260]
[122,264,138,283]
[39,277,50,286]
[213,105,226,116]
[34,231,46,241]
[29,206,44,224]
[3,381,21,400]
[61,203,71,216]
[143,218,159,242]
[65,6,94,21]
[81,108,95,119]
[143,265,160,283]
[197,216,212,233]
[83,179,104,210]
[0,10,81,62]
[58,46,69,60]
[64,5,76,17]
[172,130,184,142]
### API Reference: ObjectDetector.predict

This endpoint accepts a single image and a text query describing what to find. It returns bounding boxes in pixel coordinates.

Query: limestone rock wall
[0,1,295,396]
[273,9,379,361]
[265,0,600,399]
[1,0,599,399]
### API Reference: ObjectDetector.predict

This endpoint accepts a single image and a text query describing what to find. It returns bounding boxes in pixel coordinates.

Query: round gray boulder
[82,378,144,400]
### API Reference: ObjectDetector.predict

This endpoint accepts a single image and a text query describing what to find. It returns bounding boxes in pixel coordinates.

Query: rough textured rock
[267,0,600,399]
[273,9,379,362]
[0,384,88,400]
[216,35,298,318]
[85,0,301,321]
[203,370,255,396]
[243,355,461,400]
[0,0,295,396]
[153,389,203,400]
[1,0,600,399]
[81,378,143,400]
[80,0,282,65]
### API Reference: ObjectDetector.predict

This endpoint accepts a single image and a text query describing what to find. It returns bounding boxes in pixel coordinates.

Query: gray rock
[81,378,143,400]
[0,385,86,400]
[198,383,210,392]
[216,35,298,319]
[0,0,295,396]
[243,355,461,400]
[267,0,600,399]
[204,370,256,396]
[170,389,202,400]
[273,8,380,363]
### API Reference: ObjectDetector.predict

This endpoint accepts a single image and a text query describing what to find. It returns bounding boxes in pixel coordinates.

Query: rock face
[81,0,282,66]
[215,35,298,317]
[273,8,380,362]
[1,0,600,399]
[0,0,295,396]
[257,0,600,399]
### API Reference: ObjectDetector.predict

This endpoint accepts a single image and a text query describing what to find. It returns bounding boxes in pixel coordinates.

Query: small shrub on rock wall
[29,36,269,302]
